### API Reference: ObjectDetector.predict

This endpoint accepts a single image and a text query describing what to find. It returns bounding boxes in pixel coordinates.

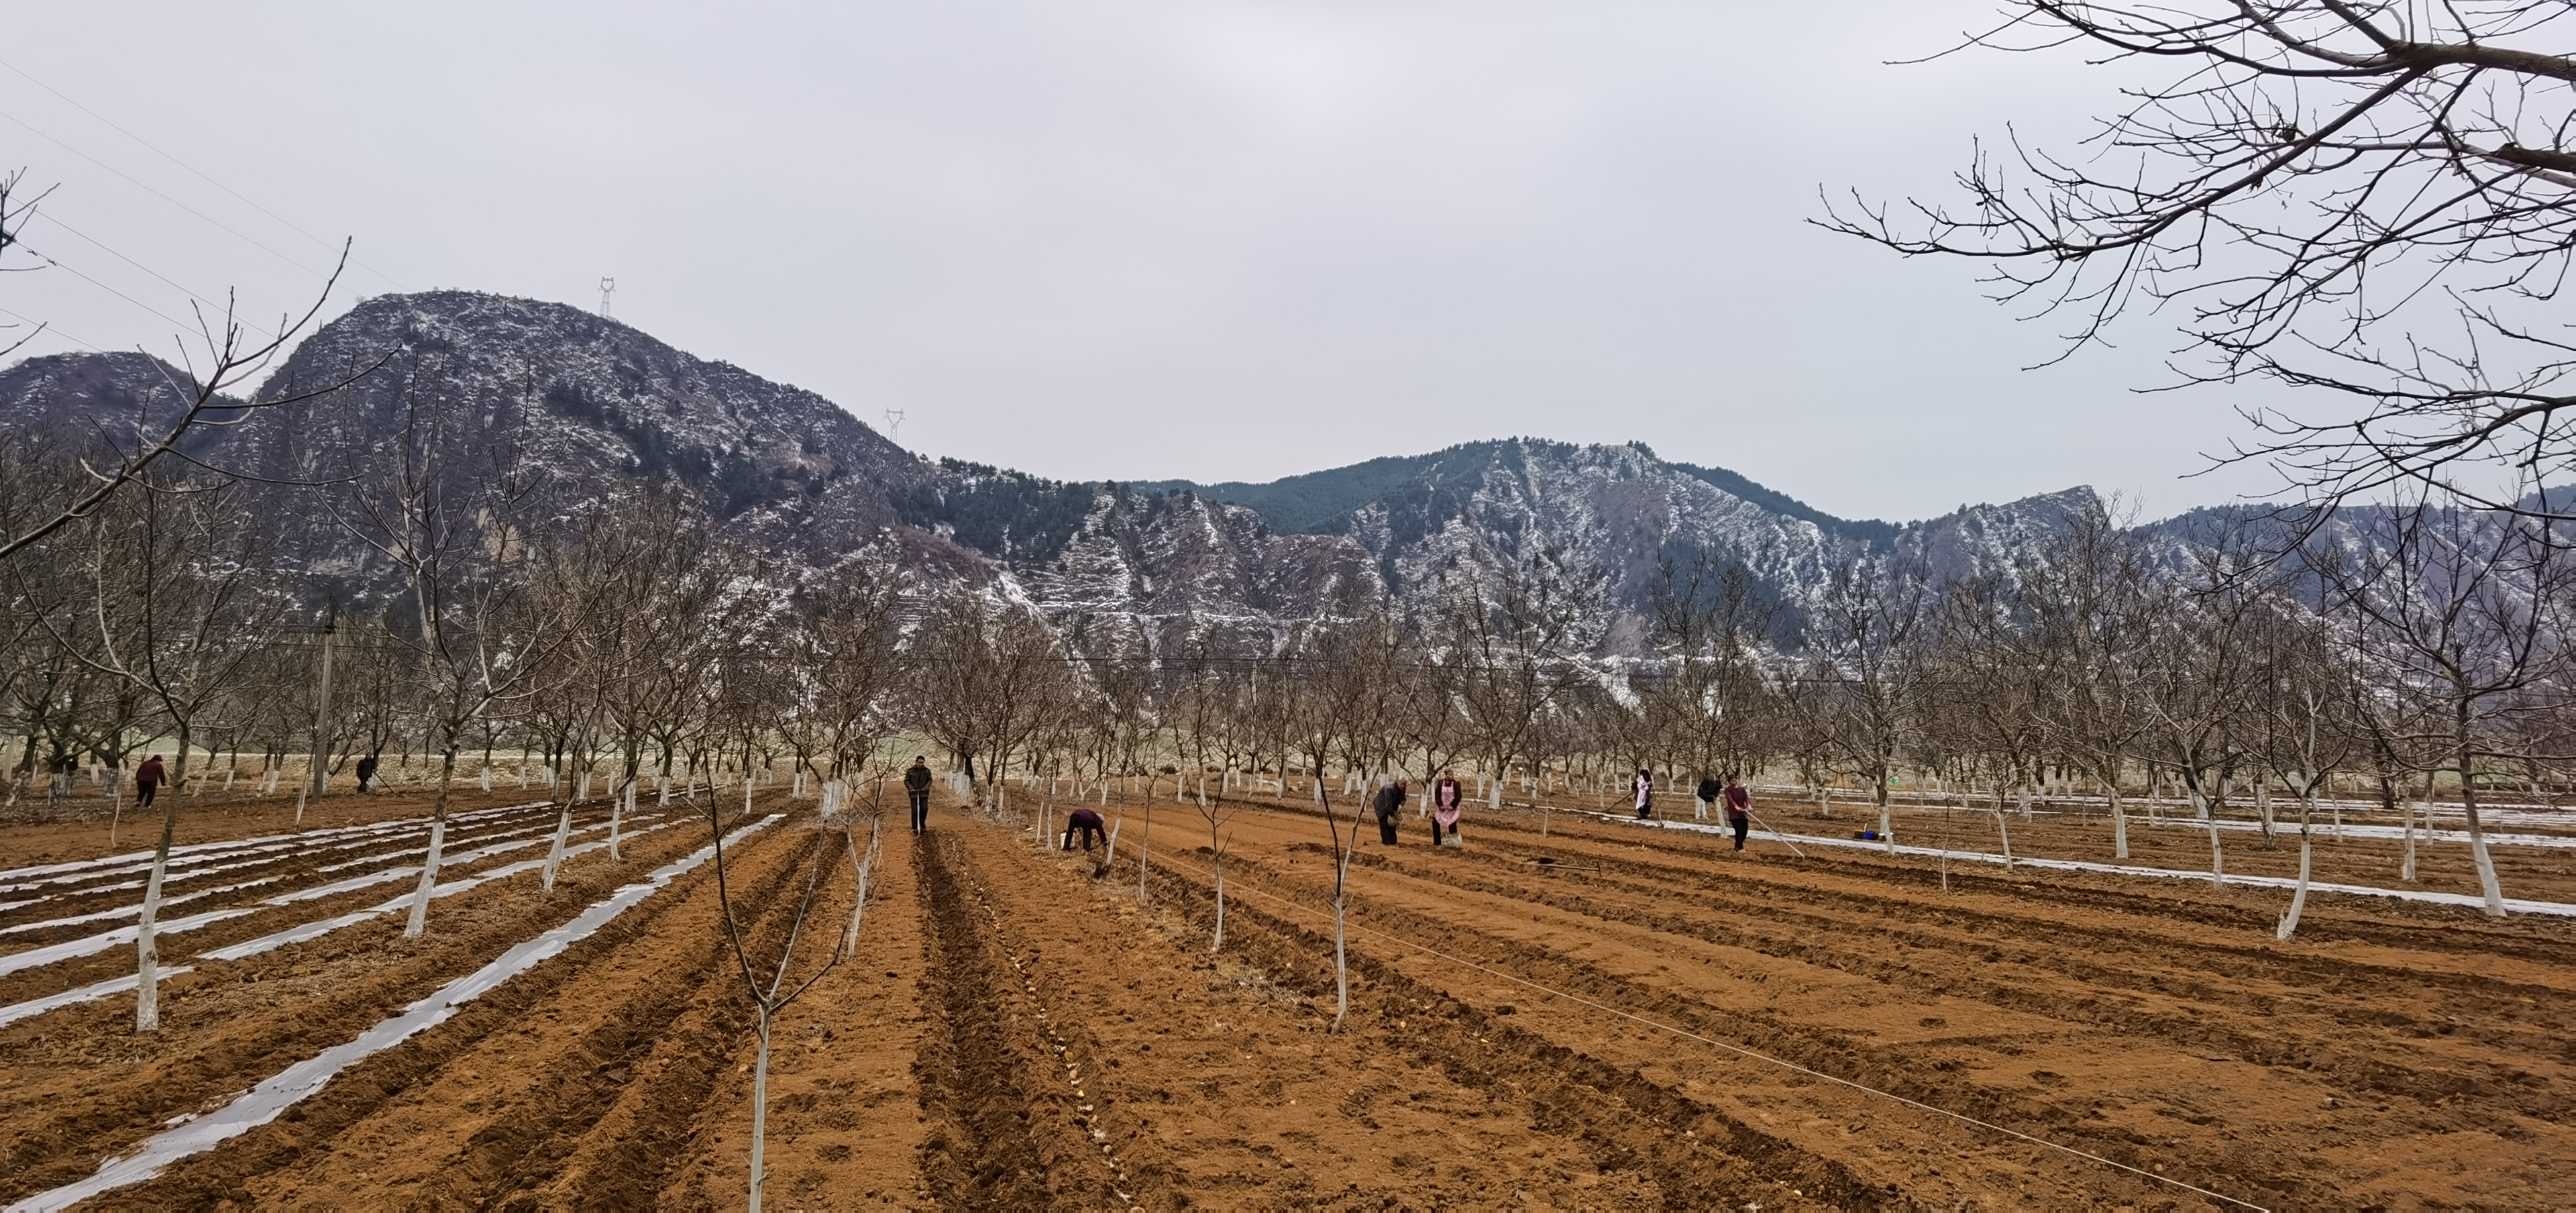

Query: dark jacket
[1724,785,1750,820]
[136,757,166,788]
[904,763,933,793]
[1372,783,1407,820]
[1696,777,1721,802]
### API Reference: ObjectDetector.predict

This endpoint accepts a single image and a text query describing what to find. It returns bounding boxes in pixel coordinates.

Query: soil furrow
[1348,838,2576,1117]
[0,816,714,1202]
[912,828,1124,1210]
[31,808,771,1210]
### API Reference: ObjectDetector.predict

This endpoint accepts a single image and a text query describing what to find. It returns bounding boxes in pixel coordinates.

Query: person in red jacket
[1723,774,1752,851]
[135,754,167,809]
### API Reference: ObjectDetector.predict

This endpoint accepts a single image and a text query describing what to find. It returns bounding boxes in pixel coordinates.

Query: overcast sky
[4,2,2292,521]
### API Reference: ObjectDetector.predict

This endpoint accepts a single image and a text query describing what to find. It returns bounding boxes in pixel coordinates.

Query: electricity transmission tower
[882,408,906,443]
[598,277,616,318]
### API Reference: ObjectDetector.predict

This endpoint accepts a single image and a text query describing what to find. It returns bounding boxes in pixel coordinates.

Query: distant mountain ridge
[1137,442,1902,547]
[1,290,2116,652]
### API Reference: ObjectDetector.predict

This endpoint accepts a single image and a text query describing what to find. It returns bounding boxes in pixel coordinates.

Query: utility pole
[308,603,338,799]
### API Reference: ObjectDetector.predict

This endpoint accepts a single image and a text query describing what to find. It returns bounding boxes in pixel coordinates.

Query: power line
[0,106,335,284]
[17,241,199,336]
[0,57,406,292]
[25,211,278,340]
[0,303,95,352]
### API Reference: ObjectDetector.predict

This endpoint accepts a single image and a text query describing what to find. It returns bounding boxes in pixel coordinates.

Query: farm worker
[1695,774,1721,822]
[904,756,934,833]
[1372,778,1407,845]
[1723,775,1752,851]
[355,754,379,793]
[1432,772,1464,847]
[135,754,166,809]
[1062,805,1107,851]
[1633,769,1654,820]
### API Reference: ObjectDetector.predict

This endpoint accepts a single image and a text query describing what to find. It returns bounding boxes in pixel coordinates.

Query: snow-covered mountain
[0,291,2104,649]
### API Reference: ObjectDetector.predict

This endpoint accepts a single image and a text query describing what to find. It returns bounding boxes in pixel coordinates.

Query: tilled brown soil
[1,786,2567,1208]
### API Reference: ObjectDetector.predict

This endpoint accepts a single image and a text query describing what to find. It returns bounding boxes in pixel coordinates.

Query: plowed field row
[1,784,2566,1208]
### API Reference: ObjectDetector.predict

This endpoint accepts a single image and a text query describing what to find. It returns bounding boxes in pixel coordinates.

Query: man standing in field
[904,756,933,833]
[135,754,167,810]
[1695,774,1721,822]
[1723,774,1752,852]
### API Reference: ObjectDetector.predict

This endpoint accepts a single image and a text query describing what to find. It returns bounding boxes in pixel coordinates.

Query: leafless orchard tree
[48,481,286,1031]
[2312,487,2572,914]
[1829,2,2576,516]
[336,364,574,939]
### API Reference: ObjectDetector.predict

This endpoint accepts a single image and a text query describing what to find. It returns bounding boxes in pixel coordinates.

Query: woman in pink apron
[1432,772,1465,847]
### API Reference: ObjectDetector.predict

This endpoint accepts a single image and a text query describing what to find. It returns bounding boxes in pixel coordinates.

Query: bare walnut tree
[1826,3,2576,513]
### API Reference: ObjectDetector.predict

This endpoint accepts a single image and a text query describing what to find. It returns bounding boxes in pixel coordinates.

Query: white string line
[1215,873,2271,1212]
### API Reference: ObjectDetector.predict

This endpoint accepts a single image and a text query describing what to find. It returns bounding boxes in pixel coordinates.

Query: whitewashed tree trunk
[2465,806,2507,917]
[748,1012,773,1213]
[612,781,632,861]
[2278,812,2315,941]
[2206,815,2224,886]
[1992,810,2013,869]
[541,800,574,892]
[2402,796,2421,882]
[133,811,177,1031]
[292,785,309,829]
[2109,784,2130,859]
[404,815,447,939]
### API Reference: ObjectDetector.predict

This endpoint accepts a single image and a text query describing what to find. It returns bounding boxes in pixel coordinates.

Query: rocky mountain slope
[2,291,2108,651]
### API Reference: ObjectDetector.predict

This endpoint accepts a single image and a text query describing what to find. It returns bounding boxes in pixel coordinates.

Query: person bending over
[1372,778,1407,845]
[1062,805,1107,851]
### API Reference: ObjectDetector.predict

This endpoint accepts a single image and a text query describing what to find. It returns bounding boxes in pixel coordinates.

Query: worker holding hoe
[904,755,932,833]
